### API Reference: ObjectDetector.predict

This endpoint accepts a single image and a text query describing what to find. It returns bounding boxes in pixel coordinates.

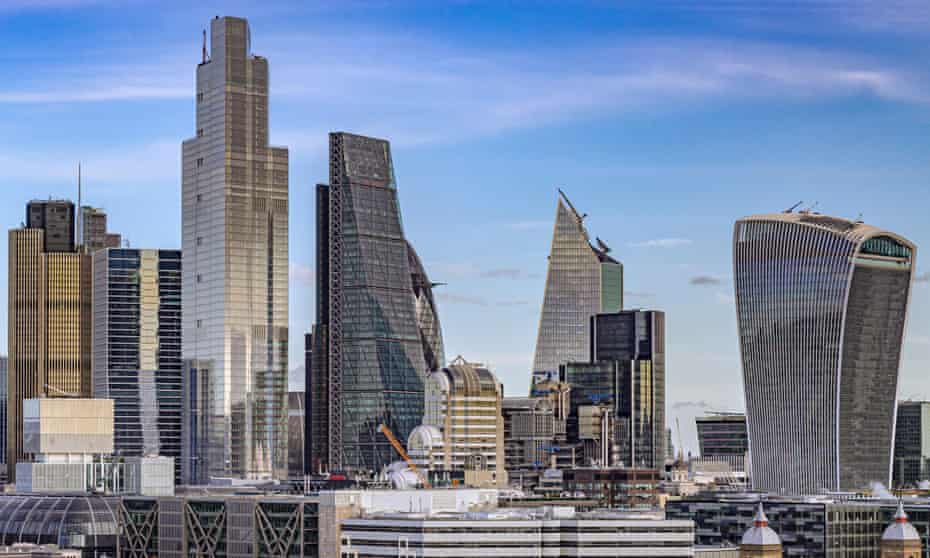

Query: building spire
[754,503,769,528]
[202,29,208,63]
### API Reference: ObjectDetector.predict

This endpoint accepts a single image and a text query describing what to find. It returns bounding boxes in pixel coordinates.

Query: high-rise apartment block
[181,16,289,479]
[310,132,436,473]
[8,200,92,482]
[893,401,930,488]
[734,212,916,494]
[92,248,182,481]
[532,190,623,376]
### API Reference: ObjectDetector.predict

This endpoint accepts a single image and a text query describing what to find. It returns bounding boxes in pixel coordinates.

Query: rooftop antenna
[785,200,803,213]
[855,212,864,223]
[805,201,820,213]
[202,29,208,64]
[77,162,82,250]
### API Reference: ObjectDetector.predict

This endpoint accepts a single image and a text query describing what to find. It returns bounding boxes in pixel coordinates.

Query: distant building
[502,397,564,473]
[881,501,921,557]
[342,507,694,557]
[8,200,92,482]
[739,504,782,557]
[92,248,182,482]
[667,495,926,557]
[182,16,289,480]
[696,412,748,475]
[532,190,622,379]
[0,357,6,480]
[15,398,173,496]
[180,359,211,485]
[26,199,75,253]
[562,467,659,509]
[79,206,121,252]
[408,357,506,487]
[734,212,916,494]
[288,391,305,481]
[894,401,930,488]
[560,309,666,469]
[311,132,435,473]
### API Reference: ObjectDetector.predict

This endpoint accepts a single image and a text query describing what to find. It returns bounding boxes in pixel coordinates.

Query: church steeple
[740,503,782,557]
[881,500,921,558]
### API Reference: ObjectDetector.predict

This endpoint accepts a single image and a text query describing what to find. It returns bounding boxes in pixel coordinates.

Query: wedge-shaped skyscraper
[532,191,623,376]
[310,132,436,473]
[734,212,916,494]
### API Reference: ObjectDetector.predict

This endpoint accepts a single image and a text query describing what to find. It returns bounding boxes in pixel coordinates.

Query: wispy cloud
[433,263,537,281]
[437,292,489,307]
[1,29,927,147]
[690,275,724,286]
[629,238,693,248]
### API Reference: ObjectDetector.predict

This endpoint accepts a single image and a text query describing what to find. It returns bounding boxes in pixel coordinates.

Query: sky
[0,0,929,454]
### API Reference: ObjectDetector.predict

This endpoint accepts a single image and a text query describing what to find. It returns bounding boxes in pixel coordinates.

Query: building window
[197,92,204,103]
[197,128,204,137]
[196,157,204,168]
[197,274,203,283]
[197,237,203,246]
[196,194,203,203]
[196,319,202,328]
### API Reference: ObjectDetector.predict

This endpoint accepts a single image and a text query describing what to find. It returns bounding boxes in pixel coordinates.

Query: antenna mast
[77,162,82,250]
[202,29,208,63]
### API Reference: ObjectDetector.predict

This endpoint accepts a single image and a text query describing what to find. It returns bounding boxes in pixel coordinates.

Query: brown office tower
[8,200,92,481]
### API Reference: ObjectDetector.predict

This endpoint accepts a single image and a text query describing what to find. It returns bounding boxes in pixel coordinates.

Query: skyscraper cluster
[0,15,920,512]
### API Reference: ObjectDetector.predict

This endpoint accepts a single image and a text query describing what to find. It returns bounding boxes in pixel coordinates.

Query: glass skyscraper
[734,212,916,494]
[92,249,182,482]
[310,132,435,473]
[182,16,289,479]
[532,190,623,376]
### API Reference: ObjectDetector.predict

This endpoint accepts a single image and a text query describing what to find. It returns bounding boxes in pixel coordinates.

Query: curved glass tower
[532,190,623,376]
[408,241,445,372]
[734,212,916,494]
[310,132,429,473]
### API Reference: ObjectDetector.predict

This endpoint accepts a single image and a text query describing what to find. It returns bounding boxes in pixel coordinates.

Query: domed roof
[741,503,782,547]
[883,501,921,542]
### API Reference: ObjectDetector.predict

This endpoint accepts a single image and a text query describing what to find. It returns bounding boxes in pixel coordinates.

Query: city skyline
[0,1,929,454]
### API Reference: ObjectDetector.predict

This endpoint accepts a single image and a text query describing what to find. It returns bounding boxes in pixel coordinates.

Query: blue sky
[1,0,929,453]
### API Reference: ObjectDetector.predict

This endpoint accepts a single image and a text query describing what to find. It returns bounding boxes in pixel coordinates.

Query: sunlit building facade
[8,200,92,482]
[734,212,916,494]
[311,132,431,473]
[181,16,289,479]
[92,248,182,482]
[532,190,623,376]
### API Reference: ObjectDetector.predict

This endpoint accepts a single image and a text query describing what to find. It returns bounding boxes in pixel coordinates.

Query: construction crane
[378,424,431,488]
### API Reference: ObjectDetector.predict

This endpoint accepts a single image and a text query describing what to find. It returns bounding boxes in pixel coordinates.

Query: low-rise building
[341,507,695,557]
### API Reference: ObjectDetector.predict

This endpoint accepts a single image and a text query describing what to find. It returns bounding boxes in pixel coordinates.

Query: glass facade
[0,494,120,558]
[407,241,445,372]
[734,213,915,494]
[695,413,748,458]
[182,17,289,479]
[532,191,622,376]
[893,401,930,488]
[312,132,430,472]
[93,249,183,483]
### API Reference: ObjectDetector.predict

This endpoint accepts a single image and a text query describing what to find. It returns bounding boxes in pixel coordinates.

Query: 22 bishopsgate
[182,16,289,480]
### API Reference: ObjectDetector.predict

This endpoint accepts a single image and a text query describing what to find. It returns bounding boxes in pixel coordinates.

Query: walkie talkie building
[734,212,916,494]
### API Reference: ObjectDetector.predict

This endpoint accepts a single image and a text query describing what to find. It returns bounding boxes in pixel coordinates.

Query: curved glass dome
[0,495,119,557]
